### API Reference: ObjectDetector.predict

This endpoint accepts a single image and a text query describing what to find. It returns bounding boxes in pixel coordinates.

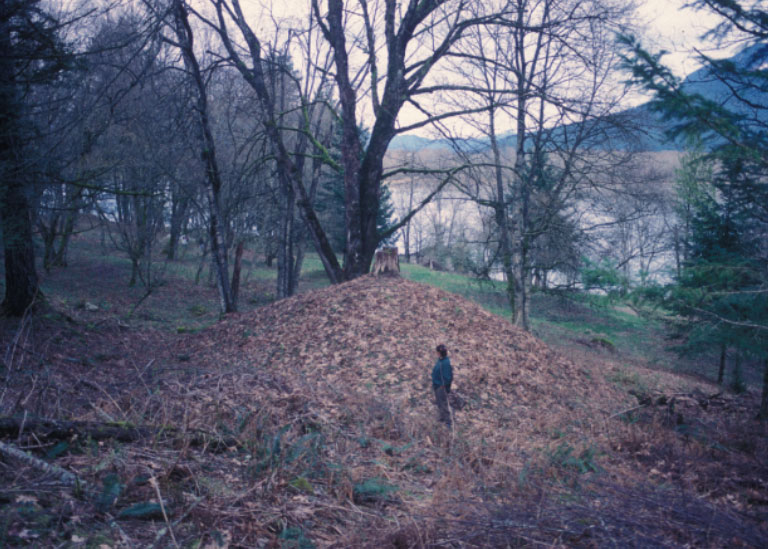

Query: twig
[17,410,28,443]
[132,359,155,396]
[150,496,203,549]
[105,512,133,547]
[91,404,117,423]
[150,474,179,549]
[76,377,127,419]
[128,288,153,318]
[607,404,647,420]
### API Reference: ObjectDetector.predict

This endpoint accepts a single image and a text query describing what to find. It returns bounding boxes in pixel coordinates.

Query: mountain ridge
[391,44,767,153]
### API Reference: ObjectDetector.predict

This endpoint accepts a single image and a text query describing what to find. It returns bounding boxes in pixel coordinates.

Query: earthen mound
[190,275,626,449]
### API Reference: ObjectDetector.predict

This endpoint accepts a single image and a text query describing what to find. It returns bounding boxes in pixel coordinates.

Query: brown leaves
[186,274,626,457]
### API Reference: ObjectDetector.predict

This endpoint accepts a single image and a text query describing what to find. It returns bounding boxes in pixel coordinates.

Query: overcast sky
[637,0,739,76]
[230,0,737,136]
[246,0,732,76]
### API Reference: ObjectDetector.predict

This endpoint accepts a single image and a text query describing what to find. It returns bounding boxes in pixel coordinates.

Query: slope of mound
[165,275,764,546]
[163,274,641,543]
[3,272,764,547]
[194,275,626,446]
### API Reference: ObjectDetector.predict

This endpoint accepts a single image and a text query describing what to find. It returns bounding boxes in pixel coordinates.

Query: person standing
[431,344,453,426]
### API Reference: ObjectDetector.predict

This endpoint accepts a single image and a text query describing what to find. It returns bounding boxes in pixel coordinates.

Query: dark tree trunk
[510,2,529,330]
[52,207,77,267]
[230,239,244,306]
[759,359,768,422]
[717,343,727,385]
[129,259,140,287]
[167,197,188,260]
[1,178,39,315]
[173,0,235,312]
[292,243,305,292]
[488,106,516,320]
[195,237,208,285]
[41,220,57,272]
[276,177,296,299]
[0,18,38,316]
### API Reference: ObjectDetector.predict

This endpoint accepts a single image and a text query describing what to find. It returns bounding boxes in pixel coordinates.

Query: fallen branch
[628,390,727,409]
[0,440,88,492]
[607,404,647,420]
[0,416,239,450]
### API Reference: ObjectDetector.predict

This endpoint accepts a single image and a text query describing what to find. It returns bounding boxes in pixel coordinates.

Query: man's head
[436,344,448,358]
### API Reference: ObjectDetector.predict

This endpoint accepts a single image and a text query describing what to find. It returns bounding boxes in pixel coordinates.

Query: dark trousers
[434,385,451,426]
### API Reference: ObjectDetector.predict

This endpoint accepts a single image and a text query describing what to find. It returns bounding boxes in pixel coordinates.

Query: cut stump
[372,247,400,276]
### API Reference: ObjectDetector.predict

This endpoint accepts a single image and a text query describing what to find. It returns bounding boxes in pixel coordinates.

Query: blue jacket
[431,357,453,389]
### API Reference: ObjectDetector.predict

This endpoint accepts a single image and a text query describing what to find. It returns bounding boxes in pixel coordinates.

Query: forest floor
[1,235,767,547]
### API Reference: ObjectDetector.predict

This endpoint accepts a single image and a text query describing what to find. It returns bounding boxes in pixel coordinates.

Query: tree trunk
[173,0,235,313]
[230,239,244,306]
[53,206,78,267]
[0,416,239,449]
[717,343,727,385]
[510,3,529,331]
[41,221,57,272]
[167,193,188,260]
[167,213,181,261]
[129,259,139,287]
[488,107,517,321]
[276,176,296,299]
[292,242,305,293]
[0,18,38,316]
[1,177,39,315]
[195,237,208,284]
[759,358,768,422]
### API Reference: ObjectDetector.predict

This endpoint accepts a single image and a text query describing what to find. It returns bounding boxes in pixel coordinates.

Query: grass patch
[353,477,398,504]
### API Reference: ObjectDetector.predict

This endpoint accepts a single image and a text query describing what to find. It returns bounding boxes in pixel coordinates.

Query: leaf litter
[1,274,766,546]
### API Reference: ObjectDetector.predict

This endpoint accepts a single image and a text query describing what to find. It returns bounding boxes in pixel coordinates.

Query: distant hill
[390,44,767,153]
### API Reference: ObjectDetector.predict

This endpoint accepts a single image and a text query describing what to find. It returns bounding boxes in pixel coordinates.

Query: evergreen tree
[0,0,72,315]
[316,125,397,256]
[621,0,768,418]
[668,151,765,380]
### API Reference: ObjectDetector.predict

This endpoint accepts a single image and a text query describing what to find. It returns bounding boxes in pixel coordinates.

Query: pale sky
[211,0,740,136]
[245,0,734,76]
[637,0,740,77]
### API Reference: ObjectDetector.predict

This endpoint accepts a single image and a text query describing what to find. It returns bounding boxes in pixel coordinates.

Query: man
[431,344,453,427]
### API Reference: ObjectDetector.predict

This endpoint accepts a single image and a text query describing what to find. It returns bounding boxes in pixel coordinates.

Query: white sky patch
[636,0,741,76]
[207,1,742,136]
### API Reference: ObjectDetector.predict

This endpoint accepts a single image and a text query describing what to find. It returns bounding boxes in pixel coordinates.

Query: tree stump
[372,247,400,276]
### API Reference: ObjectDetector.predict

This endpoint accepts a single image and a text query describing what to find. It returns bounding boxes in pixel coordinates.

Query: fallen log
[628,390,726,409]
[0,440,86,490]
[0,416,239,450]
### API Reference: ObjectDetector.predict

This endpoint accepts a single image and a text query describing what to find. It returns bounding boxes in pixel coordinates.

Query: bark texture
[0,12,38,316]
[173,0,235,312]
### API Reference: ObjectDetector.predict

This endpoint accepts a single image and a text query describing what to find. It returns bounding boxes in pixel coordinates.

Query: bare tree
[444,0,635,328]
[152,0,237,311]
[199,0,505,284]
